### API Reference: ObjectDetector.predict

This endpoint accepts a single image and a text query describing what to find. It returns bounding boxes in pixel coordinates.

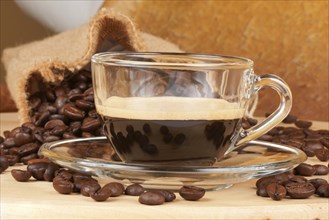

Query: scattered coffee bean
[285,182,315,199]
[80,181,101,197]
[103,182,125,197]
[53,180,74,194]
[139,191,165,205]
[315,184,329,198]
[90,186,112,202]
[315,148,329,162]
[11,169,32,182]
[266,183,286,201]
[256,176,280,189]
[174,133,186,145]
[294,163,316,176]
[309,178,328,190]
[142,124,151,134]
[256,187,269,197]
[0,156,9,173]
[125,183,144,196]
[160,126,169,135]
[313,164,329,175]
[5,154,19,166]
[154,190,176,202]
[43,163,60,181]
[295,120,312,129]
[283,114,297,124]
[179,186,205,201]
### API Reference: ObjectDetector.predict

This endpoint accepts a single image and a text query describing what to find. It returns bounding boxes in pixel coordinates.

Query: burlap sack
[1,9,181,123]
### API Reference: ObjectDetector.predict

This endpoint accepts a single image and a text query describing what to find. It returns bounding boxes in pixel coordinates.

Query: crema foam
[96,96,245,120]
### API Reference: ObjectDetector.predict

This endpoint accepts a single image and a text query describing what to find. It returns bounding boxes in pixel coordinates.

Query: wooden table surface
[1,112,328,220]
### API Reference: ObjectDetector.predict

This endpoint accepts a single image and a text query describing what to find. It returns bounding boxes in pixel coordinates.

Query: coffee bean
[29,94,41,110]
[90,186,112,202]
[81,117,101,132]
[75,99,94,111]
[5,154,20,166]
[179,186,205,201]
[13,132,33,147]
[11,143,40,157]
[313,164,329,175]
[139,191,165,205]
[54,96,68,110]
[11,169,32,182]
[302,141,324,157]
[125,183,144,196]
[44,135,61,142]
[0,156,9,173]
[285,182,315,199]
[309,178,328,189]
[267,128,279,136]
[20,153,38,164]
[142,124,151,134]
[103,182,125,197]
[174,133,186,145]
[285,139,304,149]
[294,163,316,176]
[295,120,312,129]
[256,177,280,188]
[53,180,74,194]
[22,122,36,131]
[35,111,50,127]
[283,114,297,123]
[80,181,101,197]
[32,127,45,143]
[256,187,269,197]
[315,148,329,162]
[3,137,16,148]
[88,109,98,118]
[266,183,287,201]
[62,132,77,139]
[160,126,169,135]
[44,163,60,181]
[320,138,329,149]
[63,105,85,121]
[163,133,173,144]
[154,190,176,202]
[55,86,67,97]
[50,125,69,136]
[75,81,88,91]
[283,176,308,186]
[44,119,65,130]
[0,136,4,144]
[54,169,73,182]
[45,88,56,102]
[83,95,94,102]
[316,184,329,198]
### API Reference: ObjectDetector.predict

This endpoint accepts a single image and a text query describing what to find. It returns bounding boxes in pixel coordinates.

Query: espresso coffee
[97,97,244,165]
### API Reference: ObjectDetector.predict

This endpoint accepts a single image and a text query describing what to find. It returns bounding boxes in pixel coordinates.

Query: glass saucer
[39,137,306,190]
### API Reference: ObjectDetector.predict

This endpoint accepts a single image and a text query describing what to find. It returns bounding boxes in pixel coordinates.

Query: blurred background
[1,0,328,121]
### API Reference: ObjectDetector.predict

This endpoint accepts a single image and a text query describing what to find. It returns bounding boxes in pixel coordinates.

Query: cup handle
[236,74,292,147]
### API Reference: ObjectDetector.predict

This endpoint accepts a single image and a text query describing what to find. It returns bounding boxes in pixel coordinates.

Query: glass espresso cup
[91,52,292,166]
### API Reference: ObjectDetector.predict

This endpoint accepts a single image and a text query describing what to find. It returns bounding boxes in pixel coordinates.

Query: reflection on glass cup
[91,52,292,166]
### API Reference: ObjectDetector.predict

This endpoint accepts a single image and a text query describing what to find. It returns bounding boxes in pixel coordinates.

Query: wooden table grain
[1,112,328,220]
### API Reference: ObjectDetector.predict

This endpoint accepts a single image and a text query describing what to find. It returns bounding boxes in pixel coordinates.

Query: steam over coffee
[97,97,244,165]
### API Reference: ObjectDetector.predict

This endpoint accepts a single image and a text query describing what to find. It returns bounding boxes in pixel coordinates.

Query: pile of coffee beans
[0,70,103,172]
[8,157,205,205]
[256,167,329,200]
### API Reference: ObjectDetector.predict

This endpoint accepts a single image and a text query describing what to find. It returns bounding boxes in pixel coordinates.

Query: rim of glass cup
[91,52,253,70]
